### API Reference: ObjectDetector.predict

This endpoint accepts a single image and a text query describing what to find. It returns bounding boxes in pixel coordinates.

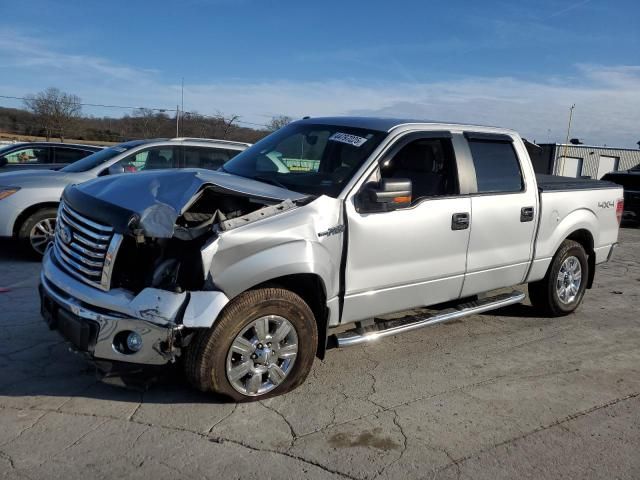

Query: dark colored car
[602,165,640,224]
[0,142,103,172]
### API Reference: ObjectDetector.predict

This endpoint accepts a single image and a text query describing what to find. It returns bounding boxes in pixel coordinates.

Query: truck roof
[295,116,517,134]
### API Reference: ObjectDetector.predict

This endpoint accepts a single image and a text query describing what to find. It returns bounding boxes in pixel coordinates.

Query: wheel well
[566,229,596,289]
[255,273,329,359]
[13,202,59,237]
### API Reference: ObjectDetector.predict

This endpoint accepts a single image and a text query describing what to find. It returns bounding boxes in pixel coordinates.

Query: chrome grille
[53,202,122,291]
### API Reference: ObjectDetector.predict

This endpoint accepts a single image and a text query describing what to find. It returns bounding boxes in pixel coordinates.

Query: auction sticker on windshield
[329,132,369,147]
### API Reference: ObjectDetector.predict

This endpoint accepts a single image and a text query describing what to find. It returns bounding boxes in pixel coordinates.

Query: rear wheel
[185,288,317,401]
[17,208,58,258]
[529,239,588,316]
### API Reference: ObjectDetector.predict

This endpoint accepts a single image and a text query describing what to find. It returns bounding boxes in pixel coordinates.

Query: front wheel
[185,288,317,401]
[17,207,58,259]
[528,239,589,317]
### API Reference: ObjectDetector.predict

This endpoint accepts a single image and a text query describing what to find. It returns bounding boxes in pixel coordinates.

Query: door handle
[520,206,534,222]
[451,212,470,230]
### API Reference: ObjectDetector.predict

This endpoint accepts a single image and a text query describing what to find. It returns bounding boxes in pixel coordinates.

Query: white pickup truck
[39,117,624,400]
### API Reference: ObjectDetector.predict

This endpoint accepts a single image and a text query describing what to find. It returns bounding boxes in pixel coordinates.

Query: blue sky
[1,0,639,146]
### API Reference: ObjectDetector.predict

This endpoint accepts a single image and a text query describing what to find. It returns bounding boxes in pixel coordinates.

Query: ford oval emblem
[59,225,73,245]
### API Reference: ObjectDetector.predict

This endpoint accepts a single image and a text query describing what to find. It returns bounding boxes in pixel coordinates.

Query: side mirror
[0,157,7,168]
[107,163,125,175]
[359,178,412,212]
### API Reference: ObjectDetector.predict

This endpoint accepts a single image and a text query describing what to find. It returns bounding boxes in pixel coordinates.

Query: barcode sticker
[329,132,368,147]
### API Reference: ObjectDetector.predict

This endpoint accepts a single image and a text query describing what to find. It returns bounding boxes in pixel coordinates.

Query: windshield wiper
[252,175,288,190]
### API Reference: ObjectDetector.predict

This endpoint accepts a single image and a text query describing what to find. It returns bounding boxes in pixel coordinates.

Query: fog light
[126,332,143,352]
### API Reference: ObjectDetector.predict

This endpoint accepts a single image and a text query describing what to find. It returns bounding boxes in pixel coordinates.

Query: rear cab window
[466,133,524,193]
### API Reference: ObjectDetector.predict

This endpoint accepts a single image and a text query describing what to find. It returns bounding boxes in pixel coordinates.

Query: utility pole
[176,104,180,137]
[559,104,575,174]
[181,77,184,137]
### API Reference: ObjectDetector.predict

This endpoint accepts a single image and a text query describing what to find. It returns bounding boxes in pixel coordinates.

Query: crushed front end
[39,169,305,377]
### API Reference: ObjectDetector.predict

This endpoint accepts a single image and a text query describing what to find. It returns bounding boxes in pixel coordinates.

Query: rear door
[461,133,538,296]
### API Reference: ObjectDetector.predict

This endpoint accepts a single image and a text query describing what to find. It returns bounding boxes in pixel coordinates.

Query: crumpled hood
[0,169,70,188]
[63,169,308,238]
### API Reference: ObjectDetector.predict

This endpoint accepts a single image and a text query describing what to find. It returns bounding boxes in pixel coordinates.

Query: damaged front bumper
[40,247,229,366]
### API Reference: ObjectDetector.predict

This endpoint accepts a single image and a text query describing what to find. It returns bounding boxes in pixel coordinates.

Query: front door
[342,133,472,323]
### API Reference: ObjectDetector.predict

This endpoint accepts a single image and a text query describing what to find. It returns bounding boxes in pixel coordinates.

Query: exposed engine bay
[112,186,298,294]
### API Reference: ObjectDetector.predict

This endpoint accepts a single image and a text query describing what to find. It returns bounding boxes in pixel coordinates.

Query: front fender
[211,239,339,300]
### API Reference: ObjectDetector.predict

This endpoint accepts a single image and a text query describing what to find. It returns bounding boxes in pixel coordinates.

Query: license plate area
[40,287,99,352]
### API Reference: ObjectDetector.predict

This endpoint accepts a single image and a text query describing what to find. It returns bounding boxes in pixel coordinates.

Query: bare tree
[23,88,82,141]
[267,115,292,132]
[216,112,240,139]
[132,108,167,138]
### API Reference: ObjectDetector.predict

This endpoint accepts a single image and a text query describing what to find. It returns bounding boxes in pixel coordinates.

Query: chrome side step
[334,291,525,348]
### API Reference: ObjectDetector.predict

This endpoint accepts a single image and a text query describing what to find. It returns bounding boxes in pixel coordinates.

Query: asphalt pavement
[1,228,639,479]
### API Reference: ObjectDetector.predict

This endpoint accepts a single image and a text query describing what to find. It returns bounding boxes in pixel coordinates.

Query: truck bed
[536,174,618,192]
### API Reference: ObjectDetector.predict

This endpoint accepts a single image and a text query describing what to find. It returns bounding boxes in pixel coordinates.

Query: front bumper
[40,246,230,365]
[40,272,178,365]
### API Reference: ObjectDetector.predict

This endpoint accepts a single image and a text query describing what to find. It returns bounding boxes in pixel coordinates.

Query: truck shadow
[480,302,542,318]
[0,239,40,263]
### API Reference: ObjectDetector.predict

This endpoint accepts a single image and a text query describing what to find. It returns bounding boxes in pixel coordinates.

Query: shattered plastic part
[182,291,230,328]
[123,288,187,325]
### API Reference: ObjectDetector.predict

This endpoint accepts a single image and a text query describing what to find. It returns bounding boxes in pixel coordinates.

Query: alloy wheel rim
[556,255,582,304]
[29,218,56,255]
[226,315,298,396]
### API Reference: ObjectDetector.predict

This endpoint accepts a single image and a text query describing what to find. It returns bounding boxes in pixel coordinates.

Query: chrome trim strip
[41,271,125,322]
[56,239,104,268]
[68,241,105,259]
[101,233,123,290]
[62,203,113,232]
[54,244,102,277]
[69,230,109,250]
[335,291,526,347]
[58,210,111,242]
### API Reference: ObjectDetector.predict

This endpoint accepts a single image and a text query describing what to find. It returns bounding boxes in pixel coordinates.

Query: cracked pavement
[1,228,639,479]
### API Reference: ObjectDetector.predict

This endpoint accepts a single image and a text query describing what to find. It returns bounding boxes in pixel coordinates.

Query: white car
[0,137,249,256]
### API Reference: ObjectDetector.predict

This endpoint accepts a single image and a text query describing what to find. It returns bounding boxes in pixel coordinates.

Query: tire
[185,287,317,401]
[528,239,589,317]
[17,207,58,259]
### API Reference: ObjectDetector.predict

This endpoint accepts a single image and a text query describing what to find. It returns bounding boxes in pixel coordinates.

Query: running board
[334,291,526,348]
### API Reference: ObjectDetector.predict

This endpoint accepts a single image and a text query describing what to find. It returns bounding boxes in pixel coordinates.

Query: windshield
[61,144,135,172]
[222,123,386,197]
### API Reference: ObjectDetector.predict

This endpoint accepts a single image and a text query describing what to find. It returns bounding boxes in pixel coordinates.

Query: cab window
[183,147,240,170]
[379,137,459,203]
[2,147,50,164]
[116,147,177,172]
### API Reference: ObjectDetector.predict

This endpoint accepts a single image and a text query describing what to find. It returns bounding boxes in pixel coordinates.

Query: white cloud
[0,29,638,147]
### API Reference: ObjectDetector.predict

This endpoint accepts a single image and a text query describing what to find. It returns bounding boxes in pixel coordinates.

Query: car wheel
[528,239,589,317]
[185,287,317,401]
[17,207,58,259]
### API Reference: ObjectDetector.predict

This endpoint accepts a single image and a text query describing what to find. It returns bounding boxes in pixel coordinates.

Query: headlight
[0,187,20,200]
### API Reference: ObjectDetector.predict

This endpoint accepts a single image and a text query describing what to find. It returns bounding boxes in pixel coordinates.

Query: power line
[0,94,271,129]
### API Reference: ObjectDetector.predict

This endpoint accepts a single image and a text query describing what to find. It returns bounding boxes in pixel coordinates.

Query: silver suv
[0,137,249,256]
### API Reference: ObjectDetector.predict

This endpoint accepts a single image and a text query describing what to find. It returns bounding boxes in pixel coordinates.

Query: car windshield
[222,123,386,197]
[61,144,138,172]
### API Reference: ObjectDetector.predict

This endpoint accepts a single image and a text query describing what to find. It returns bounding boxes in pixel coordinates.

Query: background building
[530,143,640,179]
